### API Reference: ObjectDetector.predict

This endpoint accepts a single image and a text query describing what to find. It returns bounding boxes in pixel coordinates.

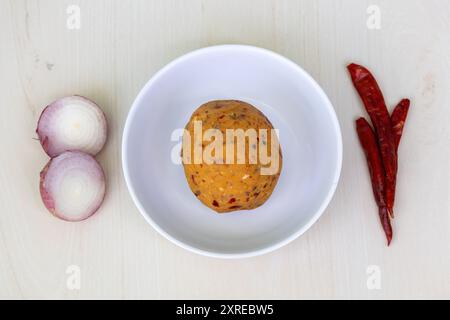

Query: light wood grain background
[0,0,449,299]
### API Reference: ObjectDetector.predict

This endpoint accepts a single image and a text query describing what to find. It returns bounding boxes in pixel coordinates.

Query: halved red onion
[36,95,107,157]
[40,151,106,222]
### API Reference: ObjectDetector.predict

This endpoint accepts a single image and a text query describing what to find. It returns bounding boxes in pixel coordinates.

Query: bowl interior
[123,46,341,257]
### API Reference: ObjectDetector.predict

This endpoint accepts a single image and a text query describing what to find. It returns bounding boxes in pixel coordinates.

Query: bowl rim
[122,44,343,259]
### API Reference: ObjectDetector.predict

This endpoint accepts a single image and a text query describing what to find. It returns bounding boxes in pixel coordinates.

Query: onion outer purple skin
[36,95,107,157]
[39,151,106,222]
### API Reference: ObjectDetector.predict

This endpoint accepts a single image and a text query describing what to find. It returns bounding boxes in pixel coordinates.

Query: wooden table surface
[1,0,449,299]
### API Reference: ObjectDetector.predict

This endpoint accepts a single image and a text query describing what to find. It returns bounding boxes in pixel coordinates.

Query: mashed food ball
[182,100,282,213]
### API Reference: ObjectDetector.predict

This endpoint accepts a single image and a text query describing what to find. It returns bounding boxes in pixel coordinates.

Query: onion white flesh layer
[40,151,106,222]
[37,95,107,157]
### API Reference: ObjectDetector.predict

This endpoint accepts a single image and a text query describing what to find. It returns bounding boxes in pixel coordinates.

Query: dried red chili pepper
[348,63,397,217]
[355,118,386,207]
[391,99,410,150]
[356,117,392,245]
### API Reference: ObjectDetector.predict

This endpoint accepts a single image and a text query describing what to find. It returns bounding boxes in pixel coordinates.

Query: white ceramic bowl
[122,45,342,258]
